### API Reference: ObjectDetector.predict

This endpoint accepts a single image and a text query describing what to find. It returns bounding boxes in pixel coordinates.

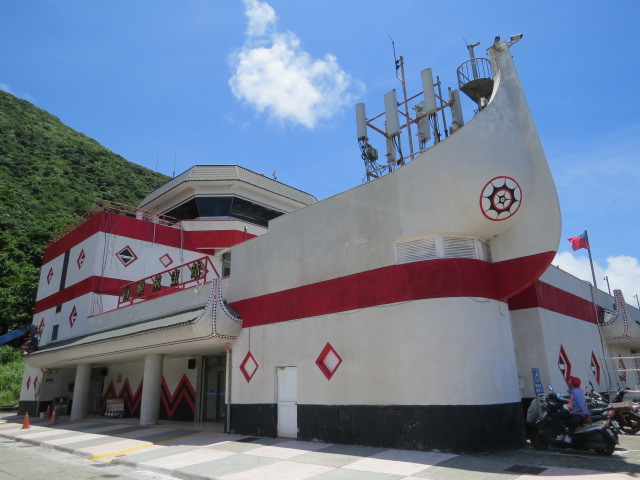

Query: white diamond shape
[240,352,259,382]
[244,356,258,377]
[322,350,340,374]
[159,253,173,267]
[316,343,342,380]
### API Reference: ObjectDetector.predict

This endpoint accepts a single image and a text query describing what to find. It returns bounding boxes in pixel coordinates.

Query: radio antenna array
[355,43,470,182]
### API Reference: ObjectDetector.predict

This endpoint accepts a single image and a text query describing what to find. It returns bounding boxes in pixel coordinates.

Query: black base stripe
[231,402,526,453]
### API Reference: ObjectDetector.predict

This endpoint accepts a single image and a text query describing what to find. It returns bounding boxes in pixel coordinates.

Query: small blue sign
[532,368,543,394]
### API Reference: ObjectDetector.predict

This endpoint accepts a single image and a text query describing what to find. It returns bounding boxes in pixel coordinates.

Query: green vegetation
[0,90,170,335]
[0,346,22,405]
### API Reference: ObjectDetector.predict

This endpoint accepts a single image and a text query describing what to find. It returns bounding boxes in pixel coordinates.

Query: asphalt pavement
[1,412,639,480]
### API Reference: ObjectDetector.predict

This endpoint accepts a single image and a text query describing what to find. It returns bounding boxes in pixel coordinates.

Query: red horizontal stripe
[231,252,555,328]
[508,281,597,324]
[186,230,256,250]
[44,211,256,263]
[34,277,128,314]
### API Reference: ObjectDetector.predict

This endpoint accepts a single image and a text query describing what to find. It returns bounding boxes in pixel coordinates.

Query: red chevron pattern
[102,378,143,416]
[101,374,195,420]
[160,374,195,419]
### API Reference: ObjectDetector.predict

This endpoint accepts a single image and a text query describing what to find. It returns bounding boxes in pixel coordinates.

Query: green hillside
[0,90,170,335]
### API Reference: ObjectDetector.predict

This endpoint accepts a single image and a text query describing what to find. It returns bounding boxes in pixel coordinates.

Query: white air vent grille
[396,237,437,264]
[396,235,492,264]
[479,240,492,262]
[443,237,477,259]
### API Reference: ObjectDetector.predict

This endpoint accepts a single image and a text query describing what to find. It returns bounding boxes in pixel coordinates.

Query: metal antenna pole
[436,75,448,138]
[584,229,598,289]
[398,56,414,160]
[466,41,480,80]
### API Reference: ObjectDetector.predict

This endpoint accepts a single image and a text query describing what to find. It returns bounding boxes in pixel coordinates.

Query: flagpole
[584,229,598,289]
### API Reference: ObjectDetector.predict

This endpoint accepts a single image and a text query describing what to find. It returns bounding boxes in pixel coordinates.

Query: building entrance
[277,366,298,438]
[88,368,106,415]
[202,356,226,421]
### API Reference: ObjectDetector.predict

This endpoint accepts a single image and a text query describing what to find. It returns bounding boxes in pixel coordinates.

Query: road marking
[89,431,202,460]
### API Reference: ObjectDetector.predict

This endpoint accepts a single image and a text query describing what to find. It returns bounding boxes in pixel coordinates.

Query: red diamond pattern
[159,253,173,267]
[316,343,342,380]
[558,345,571,382]
[69,306,78,328]
[47,267,54,285]
[77,249,86,269]
[619,355,627,383]
[591,351,601,384]
[116,246,138,267]
[240,352,259,382]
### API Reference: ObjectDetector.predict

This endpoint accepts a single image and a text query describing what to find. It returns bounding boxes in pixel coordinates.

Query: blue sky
[2,0,640,299]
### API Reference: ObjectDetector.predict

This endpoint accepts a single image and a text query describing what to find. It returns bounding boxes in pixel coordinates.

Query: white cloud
[229,0,358,128]
[553,251,640,301]
[243,0,276,37]
[0,83,14,94]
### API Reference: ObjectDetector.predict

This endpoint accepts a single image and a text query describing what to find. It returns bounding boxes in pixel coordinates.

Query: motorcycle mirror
[547,385,554,391]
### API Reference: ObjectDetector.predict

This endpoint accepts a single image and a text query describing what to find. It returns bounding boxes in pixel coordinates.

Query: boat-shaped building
[19,37,640,452]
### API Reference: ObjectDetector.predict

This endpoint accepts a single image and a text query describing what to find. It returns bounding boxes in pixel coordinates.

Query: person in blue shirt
[555,376,591,443]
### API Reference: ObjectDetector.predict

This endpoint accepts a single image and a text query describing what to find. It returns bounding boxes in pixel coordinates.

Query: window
[51,324,59,341]
[198,197,234,217]
[222,252,231,277]
[164,196,284,227]
[230,197,283,227]
[165,199,199,220]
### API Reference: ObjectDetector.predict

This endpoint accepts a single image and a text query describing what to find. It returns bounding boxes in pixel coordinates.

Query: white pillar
[140,354,164,425]
[70,363,92,420]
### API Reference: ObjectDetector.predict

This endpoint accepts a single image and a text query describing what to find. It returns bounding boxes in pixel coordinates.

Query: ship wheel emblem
[480,176,522,221]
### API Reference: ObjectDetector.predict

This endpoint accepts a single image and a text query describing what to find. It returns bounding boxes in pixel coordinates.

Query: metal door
[202,356,226,421]
[277,366,297,438]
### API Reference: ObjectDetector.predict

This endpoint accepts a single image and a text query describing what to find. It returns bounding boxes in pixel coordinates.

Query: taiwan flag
[568,234,589,251]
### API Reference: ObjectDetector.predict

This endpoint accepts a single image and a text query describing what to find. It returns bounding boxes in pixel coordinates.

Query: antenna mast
[355,40,468,182]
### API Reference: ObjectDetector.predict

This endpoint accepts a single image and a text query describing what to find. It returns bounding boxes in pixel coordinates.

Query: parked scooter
[587,382,640,435]
[526,385,618,455]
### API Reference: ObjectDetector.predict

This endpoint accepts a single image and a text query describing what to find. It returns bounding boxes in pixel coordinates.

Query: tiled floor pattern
[0,416,637,479]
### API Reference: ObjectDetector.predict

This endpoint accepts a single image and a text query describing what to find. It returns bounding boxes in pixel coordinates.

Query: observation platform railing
[117,256,218,308]
[49,200,180,245]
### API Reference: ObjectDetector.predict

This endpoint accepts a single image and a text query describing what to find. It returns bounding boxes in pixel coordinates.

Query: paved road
[1,413,640,479]
[0,438,178,480]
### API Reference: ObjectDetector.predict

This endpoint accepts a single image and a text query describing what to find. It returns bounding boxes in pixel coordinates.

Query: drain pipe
[224,343,232,433]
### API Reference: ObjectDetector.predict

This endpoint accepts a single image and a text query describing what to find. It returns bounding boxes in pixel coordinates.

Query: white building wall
[233,297,520,406]
[19,365,75,405]
[510,308,548,398]
[538,309,605,390]
[104,361,144,396]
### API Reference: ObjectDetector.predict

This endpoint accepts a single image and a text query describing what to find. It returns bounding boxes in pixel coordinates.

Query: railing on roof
[457,58,493,86]
[457,57,494,107]
[118,256,218,308]
[49,200,181,245]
